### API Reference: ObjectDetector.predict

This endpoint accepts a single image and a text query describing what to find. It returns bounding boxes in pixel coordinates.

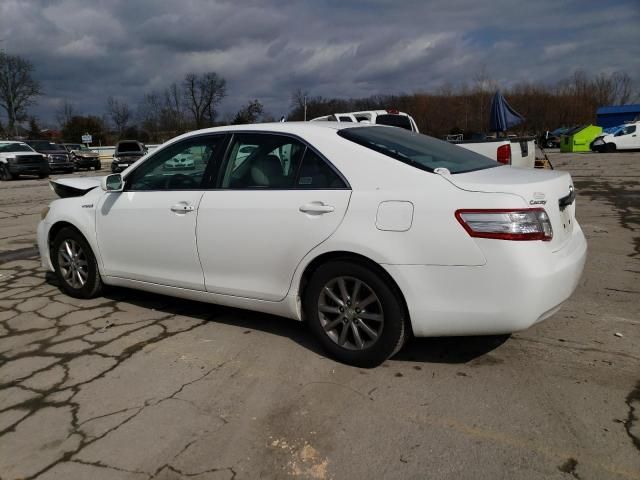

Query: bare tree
[231,99,264,124]
[106,96,131,136]
[611,71,633,105]
[0,51,41,136]
[56,100,75,128]
[182,72,227,128]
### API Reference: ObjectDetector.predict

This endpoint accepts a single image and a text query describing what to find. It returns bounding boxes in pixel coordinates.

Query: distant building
[596,104,640,129]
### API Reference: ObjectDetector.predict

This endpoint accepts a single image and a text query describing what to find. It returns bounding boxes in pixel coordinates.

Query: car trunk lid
[444,166,576,251]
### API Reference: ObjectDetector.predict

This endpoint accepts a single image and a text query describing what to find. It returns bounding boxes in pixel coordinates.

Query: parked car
[0,141,49,180]
[25,140,75,173]
[63,143,102,170]
[311,109,420,132]
[540,127,569,149]
[111,140,147,173]
[591,122,640,152]
[40,122,586,367]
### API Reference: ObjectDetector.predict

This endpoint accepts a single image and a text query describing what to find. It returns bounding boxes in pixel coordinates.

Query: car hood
[50,176,102,198]
[37,150,68,155]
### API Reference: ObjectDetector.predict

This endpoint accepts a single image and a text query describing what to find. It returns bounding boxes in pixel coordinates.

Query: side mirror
[101,174,124,192]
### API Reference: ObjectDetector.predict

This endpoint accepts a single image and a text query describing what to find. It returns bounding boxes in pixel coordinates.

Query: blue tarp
[489,91,525,133]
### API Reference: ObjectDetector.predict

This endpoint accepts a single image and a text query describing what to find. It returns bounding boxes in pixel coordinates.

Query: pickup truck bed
[450,137,536,168]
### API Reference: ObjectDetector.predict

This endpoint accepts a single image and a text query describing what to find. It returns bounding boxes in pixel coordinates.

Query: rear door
[197,132,351,301]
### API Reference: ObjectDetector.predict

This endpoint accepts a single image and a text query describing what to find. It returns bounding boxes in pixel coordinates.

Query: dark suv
[63,143,102,170]
[111,140,147,173]
[26,140,75,173]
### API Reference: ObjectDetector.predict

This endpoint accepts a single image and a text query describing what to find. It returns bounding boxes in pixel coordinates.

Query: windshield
[117,141,143,153]
[0,143,35,153]
[28,141,55,150]
[338,126,498,174]
[66,144,86,150]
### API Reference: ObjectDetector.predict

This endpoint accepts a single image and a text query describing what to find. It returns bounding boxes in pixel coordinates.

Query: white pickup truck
[450,136,536,168]
[310,110,536,168]
[591,121,640,152]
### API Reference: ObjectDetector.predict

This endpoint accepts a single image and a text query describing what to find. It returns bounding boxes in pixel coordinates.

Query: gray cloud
[0,0,638,127]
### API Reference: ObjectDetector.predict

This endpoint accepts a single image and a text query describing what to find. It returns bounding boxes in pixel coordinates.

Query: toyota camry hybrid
[37,122,587,367]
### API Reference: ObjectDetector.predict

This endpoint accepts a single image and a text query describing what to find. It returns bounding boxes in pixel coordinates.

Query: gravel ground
[0,151,638,480]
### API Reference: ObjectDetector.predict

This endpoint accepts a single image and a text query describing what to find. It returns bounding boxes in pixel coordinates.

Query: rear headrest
[251,154,283,186]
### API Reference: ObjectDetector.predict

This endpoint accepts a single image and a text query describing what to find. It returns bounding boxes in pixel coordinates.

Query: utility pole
[303,95,307,122]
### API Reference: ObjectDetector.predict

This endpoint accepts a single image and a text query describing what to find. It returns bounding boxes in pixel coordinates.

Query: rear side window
[338,116,353,122]
[375,114,412,131]
[297,149,347,189]
[338,126,497,174]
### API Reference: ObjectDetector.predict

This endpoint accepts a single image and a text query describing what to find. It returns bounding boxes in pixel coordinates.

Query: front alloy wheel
[52,227,102,298]
[305,260,406,367]
[57,238,89,289]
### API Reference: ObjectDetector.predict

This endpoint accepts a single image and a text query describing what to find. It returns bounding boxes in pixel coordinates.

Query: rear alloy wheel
[52,227,102,298]
[304,260,406,367]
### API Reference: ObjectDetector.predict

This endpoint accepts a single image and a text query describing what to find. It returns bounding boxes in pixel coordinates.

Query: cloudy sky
[1,0,639,126]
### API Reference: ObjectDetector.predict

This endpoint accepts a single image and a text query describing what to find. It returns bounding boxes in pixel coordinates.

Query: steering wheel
[165,173,199,189]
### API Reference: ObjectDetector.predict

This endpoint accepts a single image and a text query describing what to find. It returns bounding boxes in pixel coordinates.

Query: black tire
[605,143,616,153]
[545,141,554,149]
[51,227,103,299]
[304,260,407,367]
[0,164,15,181]
[95,163,102,170]
[38,172,49,179]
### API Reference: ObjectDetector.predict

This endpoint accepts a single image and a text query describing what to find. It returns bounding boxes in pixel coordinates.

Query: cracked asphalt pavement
[0,153,638,479]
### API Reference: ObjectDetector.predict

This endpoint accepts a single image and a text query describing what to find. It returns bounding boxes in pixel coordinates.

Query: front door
[197,133,351,301]
[96,134,225,290]
[614,124,637,150]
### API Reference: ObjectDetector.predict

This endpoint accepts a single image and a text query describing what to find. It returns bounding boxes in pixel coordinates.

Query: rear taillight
[386,108,399,114]
[455,209,553,241]
[497,144,511,165]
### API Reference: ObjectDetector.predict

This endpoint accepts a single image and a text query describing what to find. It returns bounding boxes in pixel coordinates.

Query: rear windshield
[117,142,142,153]
[375,114,412,131]
[338,126,498,174]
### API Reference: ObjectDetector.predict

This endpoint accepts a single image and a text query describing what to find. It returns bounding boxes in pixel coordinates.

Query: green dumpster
[560,124,602,153]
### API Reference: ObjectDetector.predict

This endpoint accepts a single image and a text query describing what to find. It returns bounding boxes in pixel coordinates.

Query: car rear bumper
[384,223,587,337]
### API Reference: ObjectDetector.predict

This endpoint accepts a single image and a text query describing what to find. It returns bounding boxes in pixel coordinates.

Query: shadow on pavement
[46,273,509,365]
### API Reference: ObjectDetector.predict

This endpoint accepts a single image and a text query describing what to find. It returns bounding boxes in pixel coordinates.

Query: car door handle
[170,203,195,213]
[299,202,335,214]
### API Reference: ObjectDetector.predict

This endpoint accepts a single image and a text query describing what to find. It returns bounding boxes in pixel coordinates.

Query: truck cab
[311,110,420,132]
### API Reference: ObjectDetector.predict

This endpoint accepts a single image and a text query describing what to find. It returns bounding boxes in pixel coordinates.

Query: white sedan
[37,123,587,367]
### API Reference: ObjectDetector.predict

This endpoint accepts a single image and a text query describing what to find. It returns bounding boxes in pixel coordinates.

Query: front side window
[338,126,497,174]
[617,125,636,136]
[126,136,222,191]
[221,134,306,189]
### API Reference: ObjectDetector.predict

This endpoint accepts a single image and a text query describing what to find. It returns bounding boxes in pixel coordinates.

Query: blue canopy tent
[490,91,525,135]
